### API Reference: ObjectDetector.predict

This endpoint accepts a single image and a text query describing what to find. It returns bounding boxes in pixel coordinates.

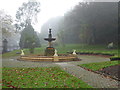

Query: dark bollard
[2,39,8,53]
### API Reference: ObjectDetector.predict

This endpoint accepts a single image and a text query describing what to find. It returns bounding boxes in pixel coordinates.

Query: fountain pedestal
[44,29,56,56]
[45,47,55,56]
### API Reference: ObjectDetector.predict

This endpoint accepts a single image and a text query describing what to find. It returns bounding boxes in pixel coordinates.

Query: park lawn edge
[78,61,119,71]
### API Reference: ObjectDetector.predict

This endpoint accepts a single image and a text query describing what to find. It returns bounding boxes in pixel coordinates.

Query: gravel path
[2,55,119,88]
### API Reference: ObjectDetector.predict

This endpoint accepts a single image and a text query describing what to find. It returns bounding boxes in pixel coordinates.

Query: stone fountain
[44,28,56,56]
[18,28,80,62]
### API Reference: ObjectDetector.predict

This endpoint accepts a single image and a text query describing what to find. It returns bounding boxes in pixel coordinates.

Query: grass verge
[2,44,119,58]
[56,44,118,55]
[78,61,119,71]
[2,47,45,58]
[2,67,92,88]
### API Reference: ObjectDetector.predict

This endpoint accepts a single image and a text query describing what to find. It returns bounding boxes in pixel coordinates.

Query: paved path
[55,55,118,88]
[2,56,58,67]
[2,55,119,88]
[68,55,110,65]
[2,55,109,67]
[55,62,118,88]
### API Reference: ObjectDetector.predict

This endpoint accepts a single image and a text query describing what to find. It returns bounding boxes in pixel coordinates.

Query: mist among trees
[41,2,118,46]
[1,1,118,53]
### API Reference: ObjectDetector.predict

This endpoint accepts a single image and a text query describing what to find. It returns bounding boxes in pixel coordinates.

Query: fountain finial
[49,28,51,34]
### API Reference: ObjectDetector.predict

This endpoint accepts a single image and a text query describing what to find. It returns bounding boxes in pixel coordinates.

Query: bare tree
[15,1,40,31]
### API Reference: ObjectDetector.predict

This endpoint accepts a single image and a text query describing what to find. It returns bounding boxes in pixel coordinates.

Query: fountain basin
[18,54,80,62]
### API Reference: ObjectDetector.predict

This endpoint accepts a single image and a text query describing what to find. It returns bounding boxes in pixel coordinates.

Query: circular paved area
[2,56,58,67]
[2,55,110,67]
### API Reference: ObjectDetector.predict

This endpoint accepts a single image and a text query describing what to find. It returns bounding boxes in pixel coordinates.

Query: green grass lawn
[78,61,119,71]
[2,47,45,58]
[2,44,119,58]
[2,67,92,88]
[56,44,118,55]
